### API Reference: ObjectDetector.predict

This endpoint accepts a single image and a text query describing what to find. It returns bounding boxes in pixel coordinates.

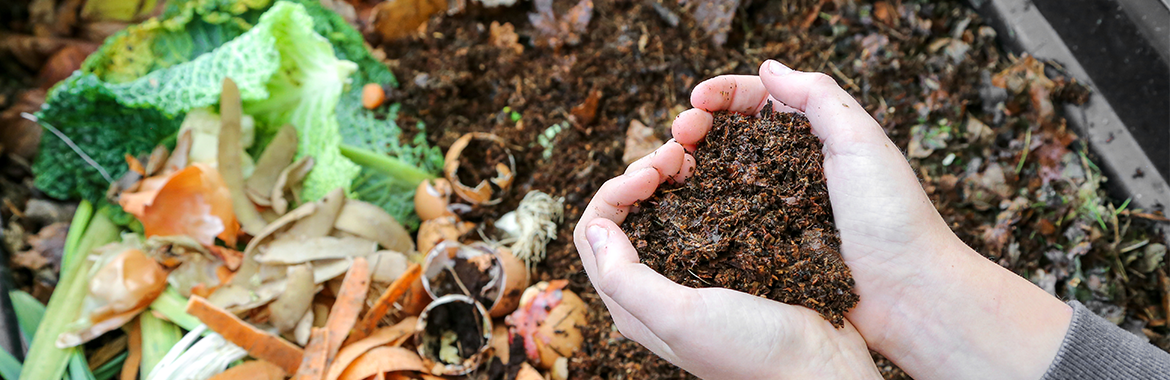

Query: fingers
[677,75,800,149]
[624,141,686,181]
[671,154,696,183]
[671,109,713,148]
[689,75,771,114]
[757,60,888,151]
[585,219,695,341]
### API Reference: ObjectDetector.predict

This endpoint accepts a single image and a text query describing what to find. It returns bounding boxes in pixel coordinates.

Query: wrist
[869,235,1071,380]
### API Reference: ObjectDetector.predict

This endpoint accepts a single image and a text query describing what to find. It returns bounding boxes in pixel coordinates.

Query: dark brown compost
[622,103,859,327]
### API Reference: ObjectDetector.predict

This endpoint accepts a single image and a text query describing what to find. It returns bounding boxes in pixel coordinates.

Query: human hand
[572,131,880,377]
[673,60,1072,380]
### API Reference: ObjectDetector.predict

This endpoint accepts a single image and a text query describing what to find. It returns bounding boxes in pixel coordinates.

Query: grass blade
[9,291,45,341]
[67,351,95,380]
[0,347,20,380]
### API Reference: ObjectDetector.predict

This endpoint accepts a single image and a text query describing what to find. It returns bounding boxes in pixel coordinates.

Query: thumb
[585,219,693,334]
[757,60,887,150]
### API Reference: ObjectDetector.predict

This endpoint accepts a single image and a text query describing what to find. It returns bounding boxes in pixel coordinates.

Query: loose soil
[369,1,1169,378]
[421,299,487,363]
[430,255,500,307]
[622,104,858,327]
[454,136,511,192]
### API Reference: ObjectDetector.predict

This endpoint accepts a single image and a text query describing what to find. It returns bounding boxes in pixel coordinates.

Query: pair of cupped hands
[573,61,1074,380]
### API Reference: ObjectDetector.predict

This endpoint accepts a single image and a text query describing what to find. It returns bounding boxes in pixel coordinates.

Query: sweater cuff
[1041,301,1170,380]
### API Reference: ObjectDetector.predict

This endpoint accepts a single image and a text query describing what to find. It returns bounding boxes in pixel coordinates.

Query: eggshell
[414,178,455,221]
[516,363,543,380]
[443,132,515,206]
[488,324,512,363]
[414,295,493,376]
[416,216,475,255]
[535,289,586,369]
[489,247,530,318]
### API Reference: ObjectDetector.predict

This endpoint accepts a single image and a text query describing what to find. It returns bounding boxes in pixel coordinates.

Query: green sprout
[537,122,567,160]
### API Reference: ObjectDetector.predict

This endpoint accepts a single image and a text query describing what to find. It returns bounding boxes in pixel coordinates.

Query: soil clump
[622,104,859,326]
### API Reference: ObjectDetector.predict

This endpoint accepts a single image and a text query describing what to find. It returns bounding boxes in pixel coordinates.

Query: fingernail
[765,60,792,76]
[586,224,608,253]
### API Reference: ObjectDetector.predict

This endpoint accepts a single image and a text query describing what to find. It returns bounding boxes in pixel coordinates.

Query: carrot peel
[185,295,304,374]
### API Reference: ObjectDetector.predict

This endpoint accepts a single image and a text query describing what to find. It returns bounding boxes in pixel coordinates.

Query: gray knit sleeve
[1041,301,1170,380]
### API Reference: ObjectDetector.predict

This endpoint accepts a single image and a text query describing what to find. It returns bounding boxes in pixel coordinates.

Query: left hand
[572,141,880,380]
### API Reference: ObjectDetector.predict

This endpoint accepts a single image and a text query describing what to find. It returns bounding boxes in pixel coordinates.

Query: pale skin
[572,60,1074,379]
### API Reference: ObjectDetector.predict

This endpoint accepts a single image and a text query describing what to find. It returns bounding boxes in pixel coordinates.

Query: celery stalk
[20,207,119,380]
[339,144,437,187]
[148,287,201,332]
[139,312,181,375]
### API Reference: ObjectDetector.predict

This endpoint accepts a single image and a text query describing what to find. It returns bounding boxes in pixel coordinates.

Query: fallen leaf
[529,0,593,49]
[0,89,46,160]
[622,119,663,165]
[14,221,68,272]
[570,88,602,126]
[371,0,446,42]
[682,0,739,45]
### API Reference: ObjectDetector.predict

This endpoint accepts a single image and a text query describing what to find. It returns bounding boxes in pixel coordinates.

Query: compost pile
[622,105,858,327]
[3,0,1170,379]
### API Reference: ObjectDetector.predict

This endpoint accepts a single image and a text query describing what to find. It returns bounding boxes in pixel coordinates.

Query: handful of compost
[622,103,859,327]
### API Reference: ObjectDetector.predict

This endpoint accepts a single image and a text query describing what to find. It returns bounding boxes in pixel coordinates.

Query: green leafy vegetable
[34,0,440,225]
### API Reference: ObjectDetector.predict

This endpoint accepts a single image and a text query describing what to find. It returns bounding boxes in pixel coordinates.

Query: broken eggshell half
[443,132,516,206]
[414,178,456,221]
[415,216,475,258]
[422,241,528,318]
[414,294,493,376]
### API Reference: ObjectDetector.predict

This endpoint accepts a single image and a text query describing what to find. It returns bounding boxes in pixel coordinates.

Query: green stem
[339,144,436,187]
[61,201,93,271]
[140,312,181,376]
[20,208,119,380]
[148,287,202,332]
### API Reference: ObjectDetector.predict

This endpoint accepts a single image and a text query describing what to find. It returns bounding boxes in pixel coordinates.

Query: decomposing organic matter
[414,295,492,376]
[622,103,859,327]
